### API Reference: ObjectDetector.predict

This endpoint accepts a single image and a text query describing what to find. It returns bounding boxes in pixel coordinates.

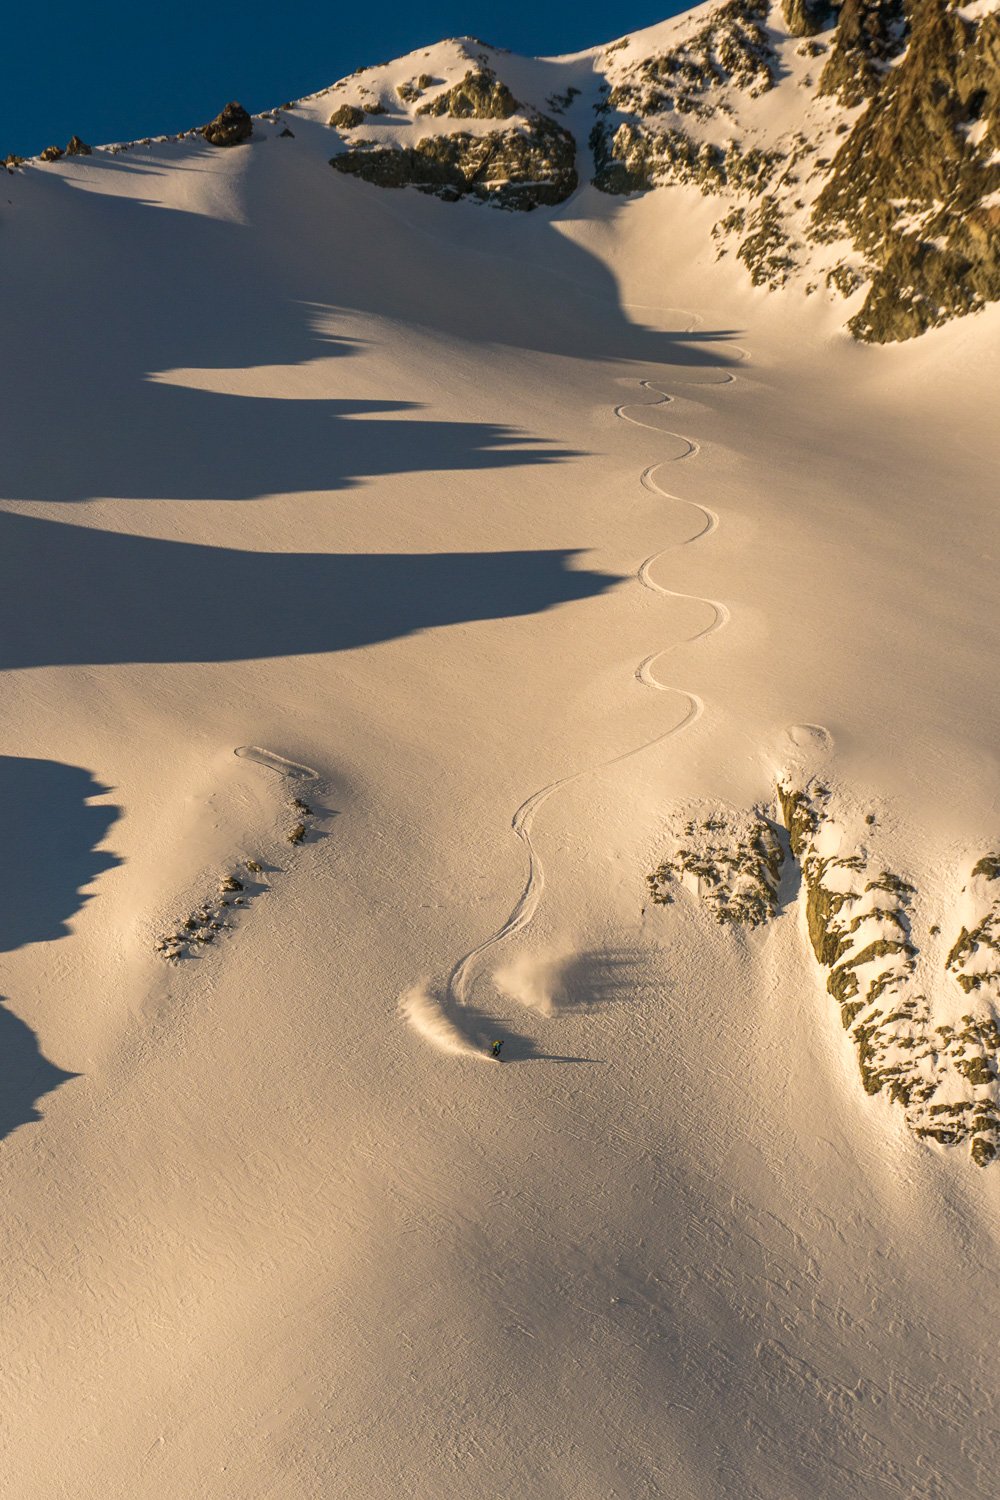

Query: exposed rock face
[782,0,832,35]
[39,145,65,162]
[65,135,92,156]
[329,103,365,129]
[819,0,907,102]
[202,101,253,147]
[815,0,1000,340]
[416,68,520,119]
[330,117,577,210]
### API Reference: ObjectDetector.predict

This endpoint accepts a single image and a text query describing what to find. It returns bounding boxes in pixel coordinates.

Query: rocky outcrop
[650,781,1000,1163]
[593,118,781,197]
[416,68,519,119]
[777,781,1000,1165]
[39,145,65,162]
[546,85,581,114]
[65,135,92,156]
[202,101,253,147]
[814,0,1000,340]
[330,117,577,209]
[946,857,1000,994]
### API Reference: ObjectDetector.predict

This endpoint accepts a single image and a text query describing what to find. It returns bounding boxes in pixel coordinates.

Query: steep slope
[0,11,999,1500]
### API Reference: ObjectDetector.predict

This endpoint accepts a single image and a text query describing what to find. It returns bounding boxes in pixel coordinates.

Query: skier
[490,1039,504,1061]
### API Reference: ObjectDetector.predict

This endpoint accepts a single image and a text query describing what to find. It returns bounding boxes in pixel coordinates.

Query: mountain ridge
[9,0,996,341]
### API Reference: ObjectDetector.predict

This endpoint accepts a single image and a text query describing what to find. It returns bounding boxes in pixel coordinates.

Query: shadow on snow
[0,758,121,1140]
[0,514,619,670]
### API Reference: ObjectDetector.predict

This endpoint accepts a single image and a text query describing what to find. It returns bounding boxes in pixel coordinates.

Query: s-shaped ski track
[442,326,741,1019]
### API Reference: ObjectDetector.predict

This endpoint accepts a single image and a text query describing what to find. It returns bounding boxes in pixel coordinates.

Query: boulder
[202,101,253,148]
[329,103,365,129]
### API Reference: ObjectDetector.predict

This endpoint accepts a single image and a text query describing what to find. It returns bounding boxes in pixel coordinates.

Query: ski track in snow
[233,745,320,781]
[445,690,703,1011]
[614,381,699,457]
[402,313,741,1051]
[634,463,729,689]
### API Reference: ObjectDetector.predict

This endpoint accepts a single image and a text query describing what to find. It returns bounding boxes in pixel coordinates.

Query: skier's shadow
[457,1001,605,1065]
[508,1045,606,1065]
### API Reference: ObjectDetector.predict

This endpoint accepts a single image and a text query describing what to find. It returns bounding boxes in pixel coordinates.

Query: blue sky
[2,1,691,157]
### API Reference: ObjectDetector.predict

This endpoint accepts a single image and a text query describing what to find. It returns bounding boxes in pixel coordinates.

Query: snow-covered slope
[2,8,999,1498]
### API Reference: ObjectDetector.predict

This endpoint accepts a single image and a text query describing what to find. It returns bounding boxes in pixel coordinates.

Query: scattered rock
[600,0,777,124]
[735,194,796,287]
[648,806,783,927]
[397,79,423,104]
[288,822,307,845]
[546,85,581,114]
